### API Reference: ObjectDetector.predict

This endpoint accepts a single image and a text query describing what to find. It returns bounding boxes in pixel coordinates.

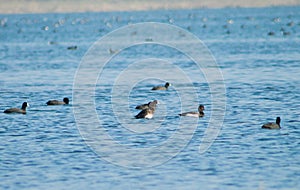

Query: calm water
[1,6,300,190]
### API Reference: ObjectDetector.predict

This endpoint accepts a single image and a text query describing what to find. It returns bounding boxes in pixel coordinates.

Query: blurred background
[1,0,300,14]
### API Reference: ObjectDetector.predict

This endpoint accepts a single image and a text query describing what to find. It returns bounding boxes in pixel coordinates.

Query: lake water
[1,6,300,190]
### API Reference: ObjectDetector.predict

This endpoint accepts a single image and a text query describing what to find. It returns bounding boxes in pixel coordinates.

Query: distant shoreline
[0,0,300,14]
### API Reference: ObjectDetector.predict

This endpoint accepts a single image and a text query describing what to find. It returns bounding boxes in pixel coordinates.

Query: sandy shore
[0,0,299,14]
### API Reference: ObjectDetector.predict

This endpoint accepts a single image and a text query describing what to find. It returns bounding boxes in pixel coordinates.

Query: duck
[179,105,205,117]
[46,97,69,105]
[262,117,281,129]
[135,100,159,110]
[4,102,29,114]
[152,82,171,90]
[135,100,158,119]
[67,45,77,50]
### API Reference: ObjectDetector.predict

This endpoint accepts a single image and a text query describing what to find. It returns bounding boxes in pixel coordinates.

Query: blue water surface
[0,6,300,190]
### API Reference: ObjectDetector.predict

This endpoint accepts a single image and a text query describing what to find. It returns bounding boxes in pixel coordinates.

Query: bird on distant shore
[179,105,205,117]
[135,100,159,110]
[152,82,171,90]
[262,117,281,129]
[4,102,29,114]
[135,100,158,119]
[46,97,69,105]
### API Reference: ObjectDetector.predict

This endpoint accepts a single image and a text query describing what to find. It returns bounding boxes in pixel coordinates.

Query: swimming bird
[268,31,275,36]
[179,105,205,117]
[135,100,159,110]
[135,100,158,119]
[262,117,281,129]
[152,82,171,90]
[46,97,69,105]
[4,102,29,114]
[67,45,77,50]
